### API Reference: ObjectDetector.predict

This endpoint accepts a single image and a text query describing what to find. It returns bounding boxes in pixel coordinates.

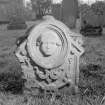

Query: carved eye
[36,41,41,46]
[36,36,42,46]
[56,43,61,46]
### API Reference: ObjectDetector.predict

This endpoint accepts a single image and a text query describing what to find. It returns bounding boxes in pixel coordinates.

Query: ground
[0,21,105,105]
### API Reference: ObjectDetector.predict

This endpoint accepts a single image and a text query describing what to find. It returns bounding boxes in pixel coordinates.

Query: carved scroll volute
[15,16,84,90]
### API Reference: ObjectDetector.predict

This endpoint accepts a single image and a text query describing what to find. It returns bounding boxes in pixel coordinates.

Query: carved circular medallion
[27,19,70,69]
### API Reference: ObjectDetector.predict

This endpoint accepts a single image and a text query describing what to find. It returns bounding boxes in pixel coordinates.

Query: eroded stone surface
[15,16,84,90]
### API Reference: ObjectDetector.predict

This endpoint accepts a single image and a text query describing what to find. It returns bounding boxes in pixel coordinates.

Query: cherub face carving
[39,31,61,57]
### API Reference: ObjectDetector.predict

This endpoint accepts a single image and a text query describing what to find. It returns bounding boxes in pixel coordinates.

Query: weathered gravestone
[52,0,78,28]
[7,15,27,30]
[15,16,84,92]
[62,0,78,28]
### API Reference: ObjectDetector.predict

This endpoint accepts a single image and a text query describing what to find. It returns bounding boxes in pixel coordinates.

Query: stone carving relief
[15,16,84,91]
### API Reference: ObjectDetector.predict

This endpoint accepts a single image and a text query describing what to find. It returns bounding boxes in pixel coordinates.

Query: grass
[0,92,80,105]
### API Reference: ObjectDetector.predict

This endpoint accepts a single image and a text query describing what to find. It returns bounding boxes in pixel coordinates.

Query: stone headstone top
[15,16,84,91]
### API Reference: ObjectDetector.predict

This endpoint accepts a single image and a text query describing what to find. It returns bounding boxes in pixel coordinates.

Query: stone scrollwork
[35,66,64,81]
[15,16,84,90]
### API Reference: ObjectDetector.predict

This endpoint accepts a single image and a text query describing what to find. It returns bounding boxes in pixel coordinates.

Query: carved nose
[47,46,50,49]
[46,43,50,49]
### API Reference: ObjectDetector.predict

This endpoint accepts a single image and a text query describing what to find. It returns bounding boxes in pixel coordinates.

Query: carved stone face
[40,31,61,56]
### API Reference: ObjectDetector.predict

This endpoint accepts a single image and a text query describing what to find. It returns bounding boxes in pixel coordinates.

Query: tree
[31,0,52,19]
[91,1,105,15]
[80,2,105,27]
[79,4,91,17]
[7,0,27,30]
[91,1,105,26]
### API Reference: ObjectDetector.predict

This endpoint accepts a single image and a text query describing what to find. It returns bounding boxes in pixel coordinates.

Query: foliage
[31,0,52,19]
[0,91,79,105]
[79,4,91,16]
[8,0,25,21]
[80,2,105,27]
[0,72,25,94]
[91,1,105,15]
[7,0,27,30]
[79,64,105,97]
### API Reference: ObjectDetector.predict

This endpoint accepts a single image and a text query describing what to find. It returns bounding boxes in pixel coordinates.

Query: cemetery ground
[0,22,105,105]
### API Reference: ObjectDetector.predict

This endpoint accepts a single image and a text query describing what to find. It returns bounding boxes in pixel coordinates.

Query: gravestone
[15,16,84,92]
[52,0,78,28]
[7,15,27,30]
[62,0,78,28]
